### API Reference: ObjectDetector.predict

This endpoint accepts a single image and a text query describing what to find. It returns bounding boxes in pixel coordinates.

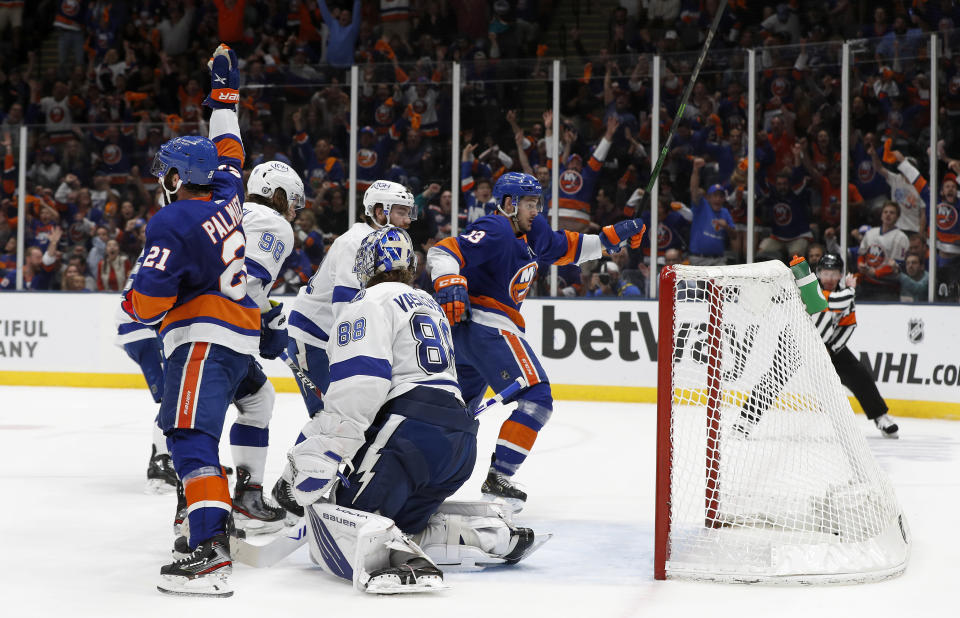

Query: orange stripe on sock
[184,473,232,507]
[498,419,538,451]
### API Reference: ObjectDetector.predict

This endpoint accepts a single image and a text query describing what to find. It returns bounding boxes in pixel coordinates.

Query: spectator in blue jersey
[689,158,735,266]
[757,149,814,263]
[291,108,345,200]
[459,144,496,224]
[22,234,60,290]
[294,209,325,268]
[317,0,362,70]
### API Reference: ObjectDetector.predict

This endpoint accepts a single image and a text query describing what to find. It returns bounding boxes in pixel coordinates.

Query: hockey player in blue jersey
[122,44,259,598]
[427,172,645,509]
[285,227,545,594]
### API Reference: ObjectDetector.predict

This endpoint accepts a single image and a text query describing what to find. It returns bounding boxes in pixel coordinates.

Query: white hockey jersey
[242,201,294,308]
[296,281,462,460]
[114,250,155,346]
[288,221,376,349]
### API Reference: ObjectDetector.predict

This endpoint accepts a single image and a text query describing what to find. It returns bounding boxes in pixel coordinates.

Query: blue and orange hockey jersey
[123,110,260,357]
[428,214,601,332]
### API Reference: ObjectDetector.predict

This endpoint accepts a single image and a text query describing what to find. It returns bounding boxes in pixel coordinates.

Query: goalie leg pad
[415,501,512,567]
[304,502,444,593]
[414,501,552,567]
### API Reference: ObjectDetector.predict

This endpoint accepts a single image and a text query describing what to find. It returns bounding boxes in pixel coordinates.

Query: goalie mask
[247,161,305,216]
[363,180,417,225]
[354,227,417,286]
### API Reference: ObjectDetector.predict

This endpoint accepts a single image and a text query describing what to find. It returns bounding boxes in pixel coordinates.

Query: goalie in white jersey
[280,227,545,594]
[283,180,415,421]
[224,160,304,532]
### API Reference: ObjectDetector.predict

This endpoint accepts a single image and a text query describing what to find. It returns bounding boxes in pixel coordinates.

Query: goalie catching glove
[600,218,646,253]
[204,44,239,110]
[433,274,470,324]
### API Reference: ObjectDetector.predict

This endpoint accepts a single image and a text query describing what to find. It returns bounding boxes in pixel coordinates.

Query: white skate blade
[365,574,449,595]
[232,519,307,568]
[144,478,177,495]
[480,493,524,515]
[157,573,233,597]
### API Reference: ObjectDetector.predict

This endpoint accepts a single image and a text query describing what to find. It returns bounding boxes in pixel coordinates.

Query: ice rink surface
[1,386,956,618]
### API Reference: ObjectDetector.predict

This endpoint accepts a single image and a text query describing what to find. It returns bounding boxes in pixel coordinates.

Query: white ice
[0,386,956,618]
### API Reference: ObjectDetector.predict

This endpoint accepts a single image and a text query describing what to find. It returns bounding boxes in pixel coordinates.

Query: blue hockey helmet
[492,172,542,218]
[354,227,417,286]
[150,135,218,186]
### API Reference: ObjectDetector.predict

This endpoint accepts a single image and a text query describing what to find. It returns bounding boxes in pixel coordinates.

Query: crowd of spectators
[2,1,960,304]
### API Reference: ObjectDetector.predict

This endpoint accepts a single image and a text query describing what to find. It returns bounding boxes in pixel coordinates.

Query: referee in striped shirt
[813,253,899,438]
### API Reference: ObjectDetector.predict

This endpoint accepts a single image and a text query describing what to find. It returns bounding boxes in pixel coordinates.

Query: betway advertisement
[1,294,957,411]
[519,298,960,408]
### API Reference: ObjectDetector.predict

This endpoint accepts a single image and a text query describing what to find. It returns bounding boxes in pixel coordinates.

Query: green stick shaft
[644,0,729,196]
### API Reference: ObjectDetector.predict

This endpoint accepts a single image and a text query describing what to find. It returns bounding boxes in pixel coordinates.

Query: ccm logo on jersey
[509,263,539,304]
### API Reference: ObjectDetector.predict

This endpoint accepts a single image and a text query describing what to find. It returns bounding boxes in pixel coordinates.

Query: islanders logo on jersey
[773,202,793,227]
[770,77,790,98]
[657,223,672,249]
[375,104,393,126]
[62,0,81,17]
[864,244,886,267]
[102,144,123,166]
[560,169,583,194]
[357,149,378,169]
[49,105,65,124]
[508,262,539,305]
[938,201,959,230]
[858,160,875,184]
[950,75,960,96]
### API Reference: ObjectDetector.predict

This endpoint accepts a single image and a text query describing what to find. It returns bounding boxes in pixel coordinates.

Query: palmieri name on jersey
[200,196,243,244]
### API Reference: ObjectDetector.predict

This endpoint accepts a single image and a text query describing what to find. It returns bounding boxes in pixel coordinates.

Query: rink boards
[0,292,957,419]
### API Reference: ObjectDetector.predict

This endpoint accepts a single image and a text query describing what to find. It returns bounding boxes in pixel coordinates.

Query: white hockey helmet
[362,180,417,223]
[247,161,305,212]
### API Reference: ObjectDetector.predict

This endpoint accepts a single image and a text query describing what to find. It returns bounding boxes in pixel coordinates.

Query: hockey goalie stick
[626,0,729,216]
[473,377,528,417]
[280,350,323,402]
[232,519,308,568]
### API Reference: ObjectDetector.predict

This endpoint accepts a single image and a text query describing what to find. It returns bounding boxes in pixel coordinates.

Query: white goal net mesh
[659,261,909,584]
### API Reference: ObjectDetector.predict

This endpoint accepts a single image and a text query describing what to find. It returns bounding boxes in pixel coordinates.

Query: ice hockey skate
[481,462,527,513]
[271,476,304,518]
[233,466,286,534]
[145,445,178,494]
[157,533,233,597]
[874,414,900,439]
[365,557,448,595]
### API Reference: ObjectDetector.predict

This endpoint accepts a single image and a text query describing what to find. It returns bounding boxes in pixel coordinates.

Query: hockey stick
[626,0,729,216]
[232,519,308,568]
[281,350,323,403]
[474,377,528,417]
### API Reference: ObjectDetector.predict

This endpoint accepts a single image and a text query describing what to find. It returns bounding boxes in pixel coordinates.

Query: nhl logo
[907,318,923,344]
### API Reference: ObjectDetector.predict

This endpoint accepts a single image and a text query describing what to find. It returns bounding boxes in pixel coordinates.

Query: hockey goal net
[654,261,909,584]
